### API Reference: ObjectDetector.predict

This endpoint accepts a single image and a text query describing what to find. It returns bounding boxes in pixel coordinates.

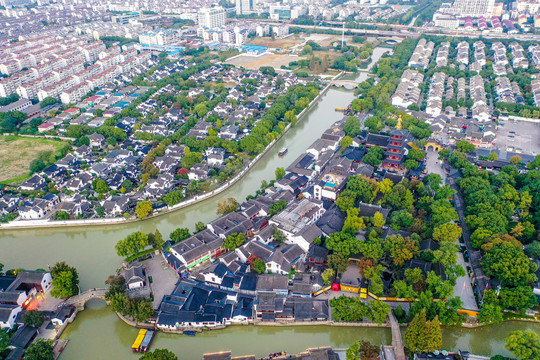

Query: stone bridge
[66,288,108,309]
[330,79,360,89]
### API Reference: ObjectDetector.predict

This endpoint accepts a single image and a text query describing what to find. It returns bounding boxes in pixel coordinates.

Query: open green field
[0,135,66,184]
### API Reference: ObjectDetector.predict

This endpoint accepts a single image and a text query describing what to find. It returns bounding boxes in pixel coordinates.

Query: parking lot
[132,254,179,308]
[495,120,540,155]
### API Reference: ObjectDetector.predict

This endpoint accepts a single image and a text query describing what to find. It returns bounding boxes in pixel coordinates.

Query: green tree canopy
[140,349,179,360]
[170,227,190,243]
[222,233,246,250]
[50,262,79,298]
[403,309,442,353]
[25,339,54,360]
[505,330,540,360]
[22,310,45,328]
[115,231,149,257]
[217,197,239,215]
[482,245,538,287]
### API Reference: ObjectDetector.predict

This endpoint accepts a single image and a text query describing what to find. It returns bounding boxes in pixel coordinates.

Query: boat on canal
[131,329,147,352]
[183,330,196,336]
[139,330,155,353]
[278,148,288,156]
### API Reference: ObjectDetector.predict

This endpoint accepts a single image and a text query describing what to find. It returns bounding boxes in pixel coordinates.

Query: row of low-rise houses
[156,119,423,330]
[425,72,446,118]
[0,64,322,223]
[391,69,424,109]
[408,39,434,70]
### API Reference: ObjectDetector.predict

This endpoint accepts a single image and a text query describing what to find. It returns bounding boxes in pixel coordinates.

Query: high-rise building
[198,7,226,29]
[236,0,255,15]
[451,0,495,18]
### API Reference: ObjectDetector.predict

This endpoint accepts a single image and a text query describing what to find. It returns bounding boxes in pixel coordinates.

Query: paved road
[426,150,478,310]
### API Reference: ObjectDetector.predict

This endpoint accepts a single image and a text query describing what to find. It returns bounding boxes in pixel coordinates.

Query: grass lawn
[0,135,67,184]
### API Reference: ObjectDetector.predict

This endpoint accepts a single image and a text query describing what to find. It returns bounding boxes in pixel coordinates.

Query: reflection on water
[61,302,540,360]
[0,87,355,290]
[60,300,391,360]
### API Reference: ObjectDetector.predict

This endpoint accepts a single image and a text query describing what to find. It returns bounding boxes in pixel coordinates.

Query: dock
[53,339,69,360]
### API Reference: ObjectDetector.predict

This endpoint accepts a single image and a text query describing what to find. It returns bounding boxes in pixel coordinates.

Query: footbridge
[66,288,108,309]
[330,79,360,89]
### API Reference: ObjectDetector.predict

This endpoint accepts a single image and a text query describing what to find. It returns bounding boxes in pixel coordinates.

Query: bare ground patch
[249,37,303,49]
[0,136,63,182]
[226,53,305,69]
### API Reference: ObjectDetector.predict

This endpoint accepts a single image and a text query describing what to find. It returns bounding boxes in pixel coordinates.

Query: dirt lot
[226,53,305,69]
[249,37,303,49]
[0,136,65,183]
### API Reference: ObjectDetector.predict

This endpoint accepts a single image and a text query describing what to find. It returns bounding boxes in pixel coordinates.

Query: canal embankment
[0,75,340,231]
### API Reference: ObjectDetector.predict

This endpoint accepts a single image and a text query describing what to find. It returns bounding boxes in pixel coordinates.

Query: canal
[1,46,537,359]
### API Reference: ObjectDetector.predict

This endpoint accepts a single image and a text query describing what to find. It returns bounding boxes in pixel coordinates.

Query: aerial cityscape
[0,0,539,359]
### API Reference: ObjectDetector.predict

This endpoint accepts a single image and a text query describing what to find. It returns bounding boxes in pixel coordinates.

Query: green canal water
[1,47,538,359]
[60,300,540,360]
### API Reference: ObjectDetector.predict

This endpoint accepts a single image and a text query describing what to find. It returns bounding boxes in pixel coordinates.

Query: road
[425,150,478,310]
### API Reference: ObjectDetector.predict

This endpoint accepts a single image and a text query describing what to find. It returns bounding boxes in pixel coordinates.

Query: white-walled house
[0,305,22,329]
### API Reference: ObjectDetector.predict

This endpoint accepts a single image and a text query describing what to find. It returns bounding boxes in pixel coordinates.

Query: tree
[195,221,206,232]
[344,116,362,137]
[362,146,384,166]
[162,190,184,206]
[403,309,442,353]
[372,211,385,228]
[217,197,239,215]
[140,349,179,360]
[321,268,335,285]
[340,135,353,150]
[499,286,537,312]
[510,155,522,164]
[269,199,287,216]
[369,300,390,325]
[456,140,475,153]
[336,195,356,212]
[347,175,379,203]
[377,178,394,195]
[477,303,503,324]
[52,271,77,298]
[149,229,164,249]
[40,96,57,108]
[92,178,110,194]
[50,262,79,298]
[343,208,366,234]
[170,228,190,243]
[22,310,45,328]
[482,245,538,287]
[432,223,462,243]
[505,331,540,360]
[272,227,287,243]
[384,235,418,267]
[0,329,9,355]
[407,148,425,161]
[115,231,149,257]
[328,252,349,275]
[382,183,414,210]
[326,232,362,258]
[25,339,54,360]
[252,258,266,274]
[223,233,246,250]
[275,167,285,180]
[346,340,379,360]
[53,210,69,220]
[488,152,498,161]
[135,201,153,219]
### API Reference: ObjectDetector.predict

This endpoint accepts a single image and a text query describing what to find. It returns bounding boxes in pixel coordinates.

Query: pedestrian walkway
[388,311,406,360]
